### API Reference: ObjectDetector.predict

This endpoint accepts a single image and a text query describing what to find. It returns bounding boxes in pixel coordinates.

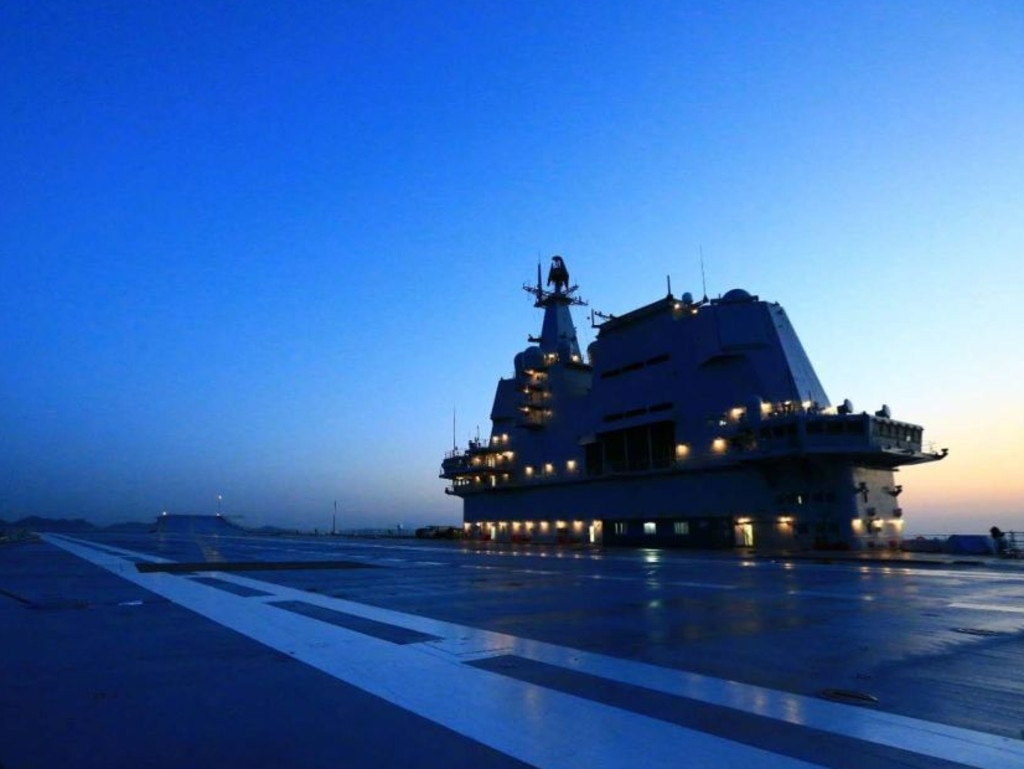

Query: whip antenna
[700,246,708,302]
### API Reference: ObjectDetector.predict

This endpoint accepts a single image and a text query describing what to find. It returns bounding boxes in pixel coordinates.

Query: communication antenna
[666,274,672,298]
[700,246,708,302]
[452,405,457,451]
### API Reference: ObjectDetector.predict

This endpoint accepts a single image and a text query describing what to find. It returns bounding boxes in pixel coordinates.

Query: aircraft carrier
[442,258,945,551]
[3,515,1023,768]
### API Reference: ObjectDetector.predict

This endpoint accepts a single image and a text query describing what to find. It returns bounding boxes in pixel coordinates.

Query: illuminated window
[643,522,657,535]
[613,522,627,535]
[674,521,689,535]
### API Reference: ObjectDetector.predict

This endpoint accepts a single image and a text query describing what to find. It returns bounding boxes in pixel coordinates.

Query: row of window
[874,422,922,443]
[610,518,843,537]
[775,491,837,504]
[603,401,672,424]
[599,353,670,380]
[805,420,867,436]
[612,521,690,536]
[587,420,676,475]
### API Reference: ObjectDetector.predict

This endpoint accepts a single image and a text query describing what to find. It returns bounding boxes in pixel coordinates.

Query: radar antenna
[524,255,586,307]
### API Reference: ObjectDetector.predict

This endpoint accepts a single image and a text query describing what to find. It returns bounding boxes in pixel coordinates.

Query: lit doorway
[735,520,754,547]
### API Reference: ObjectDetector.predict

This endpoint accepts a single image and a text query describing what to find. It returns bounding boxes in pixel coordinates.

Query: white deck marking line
[218,572,1024,769]
[67,540,173,563]
[46,535,1024,769]
[582,573,737,590]
[947,602,1024,615]
[43,534,820,769]
[786,590,877,602]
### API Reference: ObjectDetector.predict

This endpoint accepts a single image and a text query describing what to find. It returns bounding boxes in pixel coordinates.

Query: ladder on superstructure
[1003,531,1022,558]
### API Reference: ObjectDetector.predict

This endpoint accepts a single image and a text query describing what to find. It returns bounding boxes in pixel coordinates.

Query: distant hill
[0,516,152,533]
[0,516,98,533]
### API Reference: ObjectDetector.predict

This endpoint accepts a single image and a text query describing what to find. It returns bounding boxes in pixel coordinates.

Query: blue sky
[2,1,1022,533]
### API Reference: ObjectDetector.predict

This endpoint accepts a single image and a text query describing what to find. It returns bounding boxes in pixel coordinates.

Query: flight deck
[3,525,1024,768]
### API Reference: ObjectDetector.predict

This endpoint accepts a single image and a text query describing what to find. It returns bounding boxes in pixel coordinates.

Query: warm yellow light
[573,520,583,530]
[736,517,751,524]
[778,516,794,525]
[712,438,727,452]
[675,444,689,458]
[730,407,744,421]
[525,466,534,476]
[852,518,864,533]
[566,459,577,471]
[540,521,549,530]
[544,462,554,474]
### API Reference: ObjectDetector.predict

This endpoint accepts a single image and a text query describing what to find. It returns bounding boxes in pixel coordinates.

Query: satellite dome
[722,288,753,303]
[521,346,543,372]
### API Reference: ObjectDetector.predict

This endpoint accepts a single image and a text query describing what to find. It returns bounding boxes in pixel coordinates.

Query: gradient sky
[3,1,1022,533]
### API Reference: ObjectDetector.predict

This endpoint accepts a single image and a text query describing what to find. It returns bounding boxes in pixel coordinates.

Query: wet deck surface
[3,528,1024,768]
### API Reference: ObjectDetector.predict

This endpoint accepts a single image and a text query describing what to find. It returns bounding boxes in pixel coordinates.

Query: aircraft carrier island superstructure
[441,257,946,550]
